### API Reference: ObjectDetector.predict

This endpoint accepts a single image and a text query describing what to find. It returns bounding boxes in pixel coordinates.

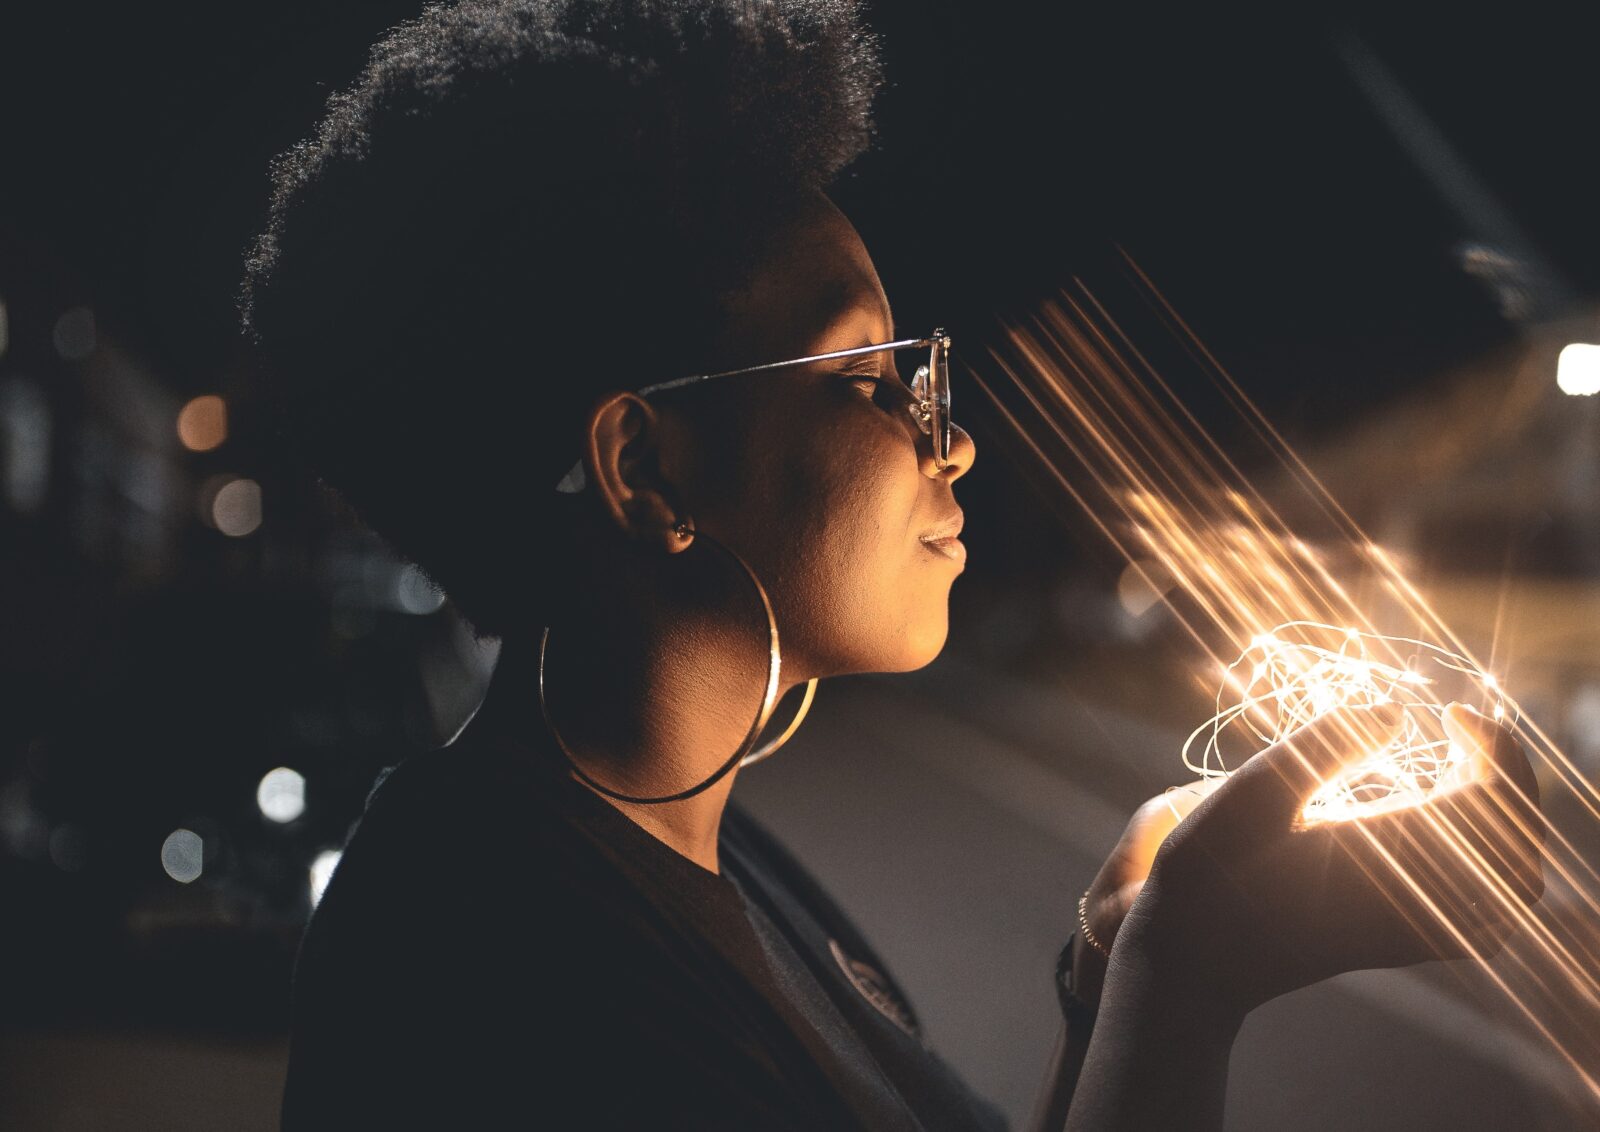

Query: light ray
[981,271,1600,1110]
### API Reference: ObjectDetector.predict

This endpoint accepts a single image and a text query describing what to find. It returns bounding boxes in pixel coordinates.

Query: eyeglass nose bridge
[909,364,935,433]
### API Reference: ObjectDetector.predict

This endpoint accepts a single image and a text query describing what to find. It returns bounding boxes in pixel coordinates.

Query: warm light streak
[983,264,1600,1112]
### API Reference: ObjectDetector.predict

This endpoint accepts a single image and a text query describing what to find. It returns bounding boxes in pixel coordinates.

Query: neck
[488,610,792,874]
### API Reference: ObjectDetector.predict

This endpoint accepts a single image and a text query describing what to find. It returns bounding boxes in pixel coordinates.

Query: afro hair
[240,0,881,636]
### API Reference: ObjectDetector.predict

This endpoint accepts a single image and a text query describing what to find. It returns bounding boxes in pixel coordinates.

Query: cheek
[686,399,948,676]
[759,424,932,670]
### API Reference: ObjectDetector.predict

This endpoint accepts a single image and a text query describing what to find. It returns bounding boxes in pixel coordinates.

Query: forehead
[713,196,895,368]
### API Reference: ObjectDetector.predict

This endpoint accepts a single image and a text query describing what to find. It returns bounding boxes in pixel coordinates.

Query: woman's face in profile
[674,193,976,682]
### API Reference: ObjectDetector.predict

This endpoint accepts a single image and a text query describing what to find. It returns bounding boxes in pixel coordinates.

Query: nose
[923,419,975,483]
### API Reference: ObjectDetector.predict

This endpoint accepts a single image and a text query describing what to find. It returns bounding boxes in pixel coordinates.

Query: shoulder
[308,735,628,948]
[284,745,847,1130]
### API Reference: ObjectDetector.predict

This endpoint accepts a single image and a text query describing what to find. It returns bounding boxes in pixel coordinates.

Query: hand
[1122,701,1544,1015]
[1075,778,1223,1004]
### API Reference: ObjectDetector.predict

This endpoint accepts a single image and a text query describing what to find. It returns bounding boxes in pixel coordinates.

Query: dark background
[2,3,1597,1128]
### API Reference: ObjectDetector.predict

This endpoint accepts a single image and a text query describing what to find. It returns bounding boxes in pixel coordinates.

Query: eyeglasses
[554,328,953,493]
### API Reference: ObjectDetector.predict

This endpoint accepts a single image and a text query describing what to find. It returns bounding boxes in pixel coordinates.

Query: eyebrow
[808,282,897,353]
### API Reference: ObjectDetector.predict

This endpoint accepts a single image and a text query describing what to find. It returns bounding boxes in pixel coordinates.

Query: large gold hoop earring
[537,521,818,805]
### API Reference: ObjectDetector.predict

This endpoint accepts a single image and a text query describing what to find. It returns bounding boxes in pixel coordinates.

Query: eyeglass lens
[905,335,951,468]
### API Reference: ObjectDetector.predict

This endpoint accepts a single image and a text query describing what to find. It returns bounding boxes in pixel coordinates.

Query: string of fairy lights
[1184,621,1506,826]
[973,257,1600,1113]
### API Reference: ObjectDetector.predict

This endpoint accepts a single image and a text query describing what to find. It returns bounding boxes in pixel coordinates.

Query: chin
[804,598,951,677]
[889,613,950,673]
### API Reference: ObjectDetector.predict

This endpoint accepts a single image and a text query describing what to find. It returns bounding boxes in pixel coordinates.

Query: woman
[241,1,1544,1128]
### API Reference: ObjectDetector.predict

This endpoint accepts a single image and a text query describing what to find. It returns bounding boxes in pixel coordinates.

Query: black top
[280,666,1009,1130]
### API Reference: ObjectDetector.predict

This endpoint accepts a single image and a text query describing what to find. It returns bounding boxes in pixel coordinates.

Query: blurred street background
[2,3,1597,1128]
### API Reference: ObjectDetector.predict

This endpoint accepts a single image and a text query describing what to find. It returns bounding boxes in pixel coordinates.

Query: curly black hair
[240,0,881,636]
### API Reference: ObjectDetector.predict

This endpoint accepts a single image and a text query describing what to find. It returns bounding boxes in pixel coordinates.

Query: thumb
[1224,703,1405,823]
[1442,701,1538,804]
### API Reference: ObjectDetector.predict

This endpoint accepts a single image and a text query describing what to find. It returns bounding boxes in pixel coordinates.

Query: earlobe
[583,391,684,548]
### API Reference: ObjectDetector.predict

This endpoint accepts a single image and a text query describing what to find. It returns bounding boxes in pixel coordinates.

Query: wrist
[1107,912,1252,1038]
[1064,916,1246,1132]
[1070,930,1110,1008]
[1062,933,1100,1029]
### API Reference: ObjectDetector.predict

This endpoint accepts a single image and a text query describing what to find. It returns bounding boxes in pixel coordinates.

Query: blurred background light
[176,394,228,452]
[0,378,51,514]
[308,849,341,908]
[210,476,262,537]
[394,563,446,615]
[1570,684,1600,772]
[255,767,306,824]
[51,306,96,361]
[1116,559,1172,618]
[1557,342,1600,396]
[160,828,204,884]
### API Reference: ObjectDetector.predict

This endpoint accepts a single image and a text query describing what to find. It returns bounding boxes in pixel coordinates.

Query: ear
[582,392,690,554]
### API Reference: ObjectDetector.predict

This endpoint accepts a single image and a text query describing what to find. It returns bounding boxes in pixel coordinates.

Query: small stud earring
[672,520,692,541]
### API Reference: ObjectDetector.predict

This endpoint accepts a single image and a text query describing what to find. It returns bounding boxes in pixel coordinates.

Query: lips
[919,512,966,565]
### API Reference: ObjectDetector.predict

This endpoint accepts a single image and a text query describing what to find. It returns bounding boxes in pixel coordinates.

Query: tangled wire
[1183,621,1510,824]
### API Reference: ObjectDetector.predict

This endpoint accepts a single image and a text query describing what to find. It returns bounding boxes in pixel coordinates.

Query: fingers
[1222,703,1404,824]
[1443,702,1540,810]
[1137,780,1224,854]
[1162,777,1226,821]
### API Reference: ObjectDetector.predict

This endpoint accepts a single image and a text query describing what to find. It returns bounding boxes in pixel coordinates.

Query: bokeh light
[395,563,446,614]
[1557,342,1600,397]
[177,394,228,451]
[211,477,262,537]
[0,377,51,514]
[256,766,306,824]
[160,828,204,884]
[309,849,342,907]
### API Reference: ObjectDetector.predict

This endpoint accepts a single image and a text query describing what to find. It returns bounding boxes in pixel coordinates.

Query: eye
[838,370,901,414]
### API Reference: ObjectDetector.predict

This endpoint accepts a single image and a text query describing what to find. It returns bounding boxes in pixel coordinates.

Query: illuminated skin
[671,192,971,679]
[540,190,971,870]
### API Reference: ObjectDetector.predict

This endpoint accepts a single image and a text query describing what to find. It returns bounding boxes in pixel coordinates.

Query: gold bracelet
[1077,891,1112,958]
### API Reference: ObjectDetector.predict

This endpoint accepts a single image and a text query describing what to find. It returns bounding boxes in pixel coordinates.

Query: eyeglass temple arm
[558,331,949,492]
[635,335,944,396]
